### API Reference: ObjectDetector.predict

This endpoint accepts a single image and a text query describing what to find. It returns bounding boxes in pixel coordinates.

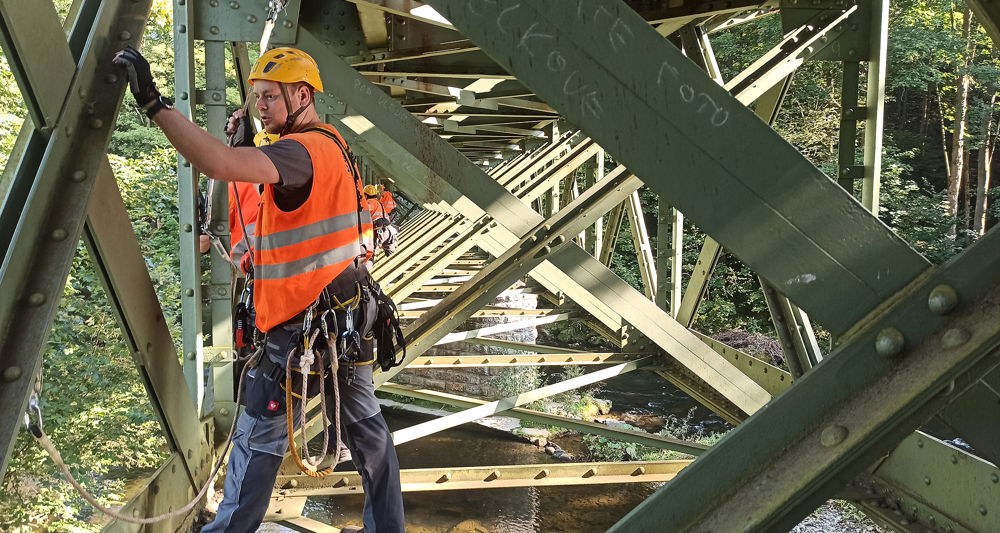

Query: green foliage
[583,408,727,462]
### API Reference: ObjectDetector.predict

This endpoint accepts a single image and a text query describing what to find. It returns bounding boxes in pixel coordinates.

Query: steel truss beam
[406,352,631,367]
[0,0,156,478]
[608,229,1000,531]
[85,165,207,488]
[426,0,929,338]
[274,460,692,497]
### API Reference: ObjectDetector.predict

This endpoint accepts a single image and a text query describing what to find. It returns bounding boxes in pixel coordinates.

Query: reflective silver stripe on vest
[231,222,255,257]
[255,241,364,281]
[257,212,359,252]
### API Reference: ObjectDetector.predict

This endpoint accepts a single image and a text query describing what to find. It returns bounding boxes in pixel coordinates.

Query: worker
[364,184,397,256]
[377,182,396,216]
[114,46,404,533]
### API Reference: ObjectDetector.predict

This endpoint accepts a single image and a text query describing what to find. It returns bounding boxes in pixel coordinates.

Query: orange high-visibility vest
[253,124,373,332]
[379,190,396,215]
[228,181,261,269]
[366,197,389,224]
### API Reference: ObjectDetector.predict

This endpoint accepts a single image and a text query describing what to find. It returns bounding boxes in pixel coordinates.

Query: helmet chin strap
[279,82,309,135]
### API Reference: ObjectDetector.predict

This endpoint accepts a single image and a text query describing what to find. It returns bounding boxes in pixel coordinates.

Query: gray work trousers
[201,361,405,532]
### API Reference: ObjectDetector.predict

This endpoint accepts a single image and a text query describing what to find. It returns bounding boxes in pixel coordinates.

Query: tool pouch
[369,279,405,371]
[246,327,301,418]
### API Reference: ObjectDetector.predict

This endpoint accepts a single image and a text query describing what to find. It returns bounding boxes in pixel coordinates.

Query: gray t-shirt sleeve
[258,139,314,211]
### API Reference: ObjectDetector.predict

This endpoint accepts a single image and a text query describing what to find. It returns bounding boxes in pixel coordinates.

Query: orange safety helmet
[249,47,323,92]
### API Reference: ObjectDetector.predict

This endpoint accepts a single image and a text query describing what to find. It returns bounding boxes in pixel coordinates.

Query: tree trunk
[974,143,993,235]
[962,150,971,229]
[973,74,997,235]
[946,8,975,224]
[919,89,929,144]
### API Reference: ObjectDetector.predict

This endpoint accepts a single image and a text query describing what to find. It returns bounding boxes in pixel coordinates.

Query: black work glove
[112,46,160,111]
[226,110,255,147]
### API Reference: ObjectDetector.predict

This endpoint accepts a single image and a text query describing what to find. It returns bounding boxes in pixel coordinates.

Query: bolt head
[875,328,905,356]
[821,425,849,447]
[3,366,22,382]
[928,285,958,314]
[942,328,970,348]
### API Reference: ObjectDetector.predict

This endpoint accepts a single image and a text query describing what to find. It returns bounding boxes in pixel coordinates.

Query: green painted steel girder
[276,459,692,496]
[862,432,1000,533]
[0,0,153,479]
[608,228,1000,531]
[84,164,206,488]
[970,0,1000,45]
[427,0,930,337]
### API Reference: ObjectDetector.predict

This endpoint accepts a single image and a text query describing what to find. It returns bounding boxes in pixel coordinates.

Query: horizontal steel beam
[275,459,692,495]
[406,352,630,367]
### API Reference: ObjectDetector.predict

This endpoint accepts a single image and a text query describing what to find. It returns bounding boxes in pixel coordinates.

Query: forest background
[0,0,997,530]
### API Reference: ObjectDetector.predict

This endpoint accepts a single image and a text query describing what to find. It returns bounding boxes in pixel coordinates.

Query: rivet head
[923,476,931,485]
[28,293,46,306]
[187,351,196,360]
[820,425,848,447]
[3,366,22,382]
[215,223,226,233]
[284,20,293,28]
[220,407,229,416]
[916,439,923,447]
[212,91,222,101]
[941,328,970,348]
[50,229,68,241]
[210,26,220,35]
[119,30,132,40]
[187,449,193,459]
[289,479,298,487]
[185,288,195,297]
[991,473,999,483]
[928,285,958,314]
[71,170,86,182]
[951,454,958,464]
[875,328,905,356]
[180,92,189,100]
[105,73,119,84]
[209,0,218,6]
[178,24,187,34]
[247,15,257,23]
[90,118,104,129]
[979,506,988,516]
[183,224,193,232]
[230,1,239,8]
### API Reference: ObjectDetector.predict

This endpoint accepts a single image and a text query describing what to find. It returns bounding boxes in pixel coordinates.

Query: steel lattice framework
[1,1,998,532]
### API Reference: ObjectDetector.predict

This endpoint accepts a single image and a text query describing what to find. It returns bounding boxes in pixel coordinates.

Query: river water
[292,371,716,532]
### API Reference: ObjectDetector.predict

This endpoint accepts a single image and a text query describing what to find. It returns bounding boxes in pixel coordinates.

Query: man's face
[253,80,287,134]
